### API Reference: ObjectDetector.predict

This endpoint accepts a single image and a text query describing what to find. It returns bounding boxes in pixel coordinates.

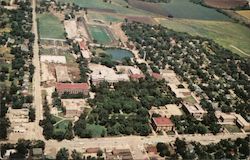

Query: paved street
[32,0,44,140]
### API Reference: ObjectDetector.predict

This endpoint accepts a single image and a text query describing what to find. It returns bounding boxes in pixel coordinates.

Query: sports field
[236,10,250,20]
[88,25,113,44]
[38,13,65,39]
[156,18,250,56]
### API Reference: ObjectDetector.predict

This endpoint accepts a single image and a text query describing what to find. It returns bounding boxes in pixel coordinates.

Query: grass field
[38,13,65,39]
[86,124,106,137]
[53,120,70,134]
[88,25,113,44]
[224,124,241,133]
[57,0,153,16]
[156,18,250,56]
[236,10,250,19]
[88,12,124,23]
[128,0,229,20]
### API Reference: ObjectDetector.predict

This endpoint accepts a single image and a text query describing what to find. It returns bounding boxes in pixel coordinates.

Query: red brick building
[56,83,89,96]
[152,117,174,132]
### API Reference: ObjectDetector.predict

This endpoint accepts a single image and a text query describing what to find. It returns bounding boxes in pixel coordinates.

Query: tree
[0,117,10,139]
[56,148,69,160]
[29,107,35,122]
[71,150,82,160]
[97,150,103,157]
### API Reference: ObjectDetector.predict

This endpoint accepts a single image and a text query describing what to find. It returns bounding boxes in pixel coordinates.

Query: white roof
[41,55,66,64]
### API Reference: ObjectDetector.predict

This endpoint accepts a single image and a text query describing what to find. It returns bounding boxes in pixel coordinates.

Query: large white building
[89,64,129,85]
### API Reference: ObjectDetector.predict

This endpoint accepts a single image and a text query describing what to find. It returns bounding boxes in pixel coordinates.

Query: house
[146,145,157,154]
[182,103,207,120]
[152,117,174,132]
[56,83,89,96]
[129,74,145,80]
[7,108,29,124]
[151,72,162,80]
[29,148,44,160]
[111,149,133,160]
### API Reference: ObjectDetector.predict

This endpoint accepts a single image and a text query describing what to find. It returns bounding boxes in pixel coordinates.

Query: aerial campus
[0,0,250,159]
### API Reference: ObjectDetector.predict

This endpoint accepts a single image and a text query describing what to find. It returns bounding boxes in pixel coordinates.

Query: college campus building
[56,83,89,96]
[152,117,174,132]
[182,103,207,120]
[216,111,250,131]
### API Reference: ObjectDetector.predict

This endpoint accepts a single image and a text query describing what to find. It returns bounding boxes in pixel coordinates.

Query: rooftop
[153,117,173,127]
[56,83,89,90]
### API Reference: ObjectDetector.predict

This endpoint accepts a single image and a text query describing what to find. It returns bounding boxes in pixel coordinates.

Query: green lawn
[88,25,113,44]
[224,125,241,133]
[53,120,70,134]
[38,13,65,39]
[86,124,106,137]
[157,18,250,57]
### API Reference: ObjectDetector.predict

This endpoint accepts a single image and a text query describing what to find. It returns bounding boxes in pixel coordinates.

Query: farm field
[236,10,250,19]
[88,25,113,44]
[57,0,153,16]
[128,0,230,20]
[156,18,250,56]
[204,0,249,9]
[38,13,65,39]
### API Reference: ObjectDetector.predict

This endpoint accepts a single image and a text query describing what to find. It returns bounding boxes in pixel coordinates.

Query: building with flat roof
[152,117,174,132]
[150,104,183,118]
[215,111,250,131]
[61,99,90,118]
[234,114,250,131]
[7,108,29,124]
[215,111,236,125]
[30,148,44,160]
[169,84,191,98]
[182,103,207,120]
[56,83,89,96]
[90,64,129,85]
[106,148,133,160]
[55,65,71,82]
[40,55,67,64]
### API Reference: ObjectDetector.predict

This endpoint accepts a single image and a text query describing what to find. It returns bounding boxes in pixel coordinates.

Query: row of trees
[56,148,104,160]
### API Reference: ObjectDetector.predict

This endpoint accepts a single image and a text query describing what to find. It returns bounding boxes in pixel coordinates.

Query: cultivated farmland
[38,13,65,39]
[237,10,250,19]
[156,18,250,56]
[57,0,154,16]
[204,0,249,9]
[128,0,230,20]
